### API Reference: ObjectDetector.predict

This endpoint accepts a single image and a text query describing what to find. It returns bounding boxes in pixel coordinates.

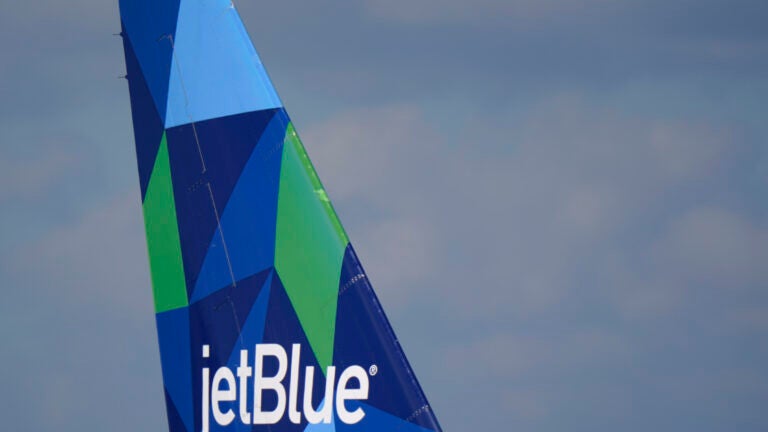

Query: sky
[1,0,767,430]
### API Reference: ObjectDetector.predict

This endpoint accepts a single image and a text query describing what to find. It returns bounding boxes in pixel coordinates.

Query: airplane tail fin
[119,1,442,431]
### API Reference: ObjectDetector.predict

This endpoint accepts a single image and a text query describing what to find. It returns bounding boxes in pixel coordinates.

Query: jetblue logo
[201,344,371,431]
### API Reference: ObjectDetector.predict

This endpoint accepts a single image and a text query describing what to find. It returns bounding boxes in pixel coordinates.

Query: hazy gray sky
[1,1,767,430]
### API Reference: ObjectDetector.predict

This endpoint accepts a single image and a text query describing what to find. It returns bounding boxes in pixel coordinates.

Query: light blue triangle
[165,0,282,128]
[304,399,336,432]
[304,420,336,432]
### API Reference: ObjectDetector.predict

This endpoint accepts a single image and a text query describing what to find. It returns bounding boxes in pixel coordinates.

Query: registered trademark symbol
[369,364,378,376]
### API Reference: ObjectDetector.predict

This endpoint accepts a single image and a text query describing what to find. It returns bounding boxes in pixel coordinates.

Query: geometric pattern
[165,0,282,128]
[119,1,442,431]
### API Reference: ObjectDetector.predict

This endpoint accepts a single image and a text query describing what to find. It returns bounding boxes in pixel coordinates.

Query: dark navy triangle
[188,268,271,432]
[336,402,438,432]
[121,26,165,201]
[166,108,284,299]
[164,388,190,432]
[256,273,329,432]
[119,0,180,124]
[207,272,273,432]
[226,271,272,366]
[190,111,288,303]
[333,245,442,431]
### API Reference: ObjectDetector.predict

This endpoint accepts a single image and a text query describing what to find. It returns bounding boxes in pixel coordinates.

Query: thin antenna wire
[160,33,238,295]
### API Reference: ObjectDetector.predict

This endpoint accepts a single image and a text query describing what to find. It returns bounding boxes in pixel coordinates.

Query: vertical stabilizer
[119,1,442,431]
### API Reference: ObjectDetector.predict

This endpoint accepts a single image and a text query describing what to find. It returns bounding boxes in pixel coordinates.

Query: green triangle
[274,124,348,371]
[143,133,188,313]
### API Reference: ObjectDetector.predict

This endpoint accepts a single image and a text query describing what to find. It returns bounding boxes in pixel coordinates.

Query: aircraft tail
[118,1,442,431]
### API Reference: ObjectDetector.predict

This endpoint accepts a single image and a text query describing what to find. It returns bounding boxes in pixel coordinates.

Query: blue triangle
[206,273,273,432]
[119,0,180,124]
[189,229,231,304]
[165,0,282,128]
[333,245,441,430]
[156,307,194,432]
[163,388,190,432]
[190,111,288,303]
[121,31,165,201]
[187,270,270,432]
[259,274,325,432]
[166,108,278,300]
[226,271,272,367]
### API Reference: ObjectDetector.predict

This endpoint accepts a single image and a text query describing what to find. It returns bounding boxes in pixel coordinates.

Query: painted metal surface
[119,1,442,431]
